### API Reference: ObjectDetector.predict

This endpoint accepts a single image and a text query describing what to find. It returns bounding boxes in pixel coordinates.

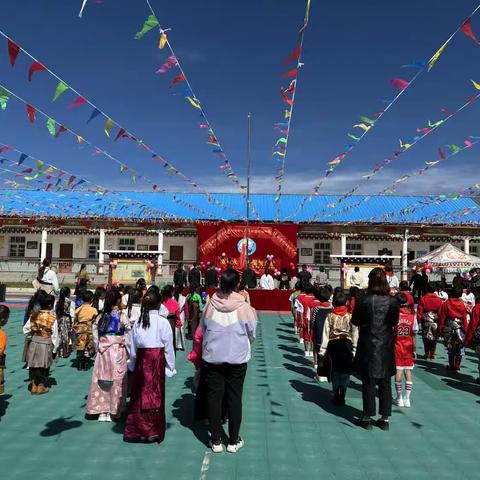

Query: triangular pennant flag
[114,128,127,141]
[52,80,69,102]
[46,117,56,136]
[55,125,68,138]
[26,104,36,123]
[104,118,113,137]
[471,79,480,90]
[169,73,186,88]
[0,146,12,154]
[0,87,10,111]
[186,96,201,109]
[281,68,298,79]
[87,108,102,123]
[461,17,480,45]
[390,78,409,90]
[159,31,168,49]
[282,45,301,66]
[28,61,47,81]
[77,135,84,144]
[135,14,159,40]
[156,55,178,73]
[18,153,28,165]
[7,39,20,67]
[67,96,87,109]
[428,39,449,71]
[36,160,44,171]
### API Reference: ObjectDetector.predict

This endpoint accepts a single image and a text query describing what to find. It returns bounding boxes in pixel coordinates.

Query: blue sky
[1,0,480,197]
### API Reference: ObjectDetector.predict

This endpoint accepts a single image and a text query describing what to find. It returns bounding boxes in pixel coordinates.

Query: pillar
[40,229,48,262]
[464,237,470,255]
[157,231,164,276]
[98,229,105,274]
[340,234,347,256]
[402,229,409,281]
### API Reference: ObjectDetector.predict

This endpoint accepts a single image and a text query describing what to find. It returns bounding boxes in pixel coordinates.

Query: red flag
[390,78,410,90]
[114,128,128,141]
[7,39,20,67]
[67,96,87,109]
[438,148,446,160]
[280,88,293,106]
[26,104,36,123]
[169,73,186,88]
[28,61,47,81]
[461,17,480,45]
[281,69,298,79]
[282,44,301,66]
[0,146,12,153]
[55,125,68,138]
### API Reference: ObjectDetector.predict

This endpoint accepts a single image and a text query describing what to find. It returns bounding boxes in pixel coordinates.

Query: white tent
[410,243,480,270]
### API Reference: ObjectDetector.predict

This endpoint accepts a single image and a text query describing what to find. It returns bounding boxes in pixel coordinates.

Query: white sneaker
[209,439,224,453]
[403,398,411,408]
[227,437,244,453]
[318,376,328,383]
[98,413,107,422]
[299,338,304,344]
[395,397,404,407]
[314,364,318,370]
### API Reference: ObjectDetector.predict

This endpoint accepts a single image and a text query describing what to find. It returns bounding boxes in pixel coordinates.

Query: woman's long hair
[127,288,145,319]
[97,289,121,332]
[161,284,174,299]
[55,287,71,318]
[92,286,106,311]
[37,258,51,280]
[139,290,162,329]
[367,267,390,295]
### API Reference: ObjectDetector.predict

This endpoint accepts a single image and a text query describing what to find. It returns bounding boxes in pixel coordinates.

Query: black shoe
[355,418,372,430]
[376,419,390,431]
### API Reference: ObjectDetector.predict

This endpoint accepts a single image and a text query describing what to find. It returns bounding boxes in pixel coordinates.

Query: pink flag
[67,96,87,109]
[156,55,178,73]
[390,78,410,90]
[461,17,480,45]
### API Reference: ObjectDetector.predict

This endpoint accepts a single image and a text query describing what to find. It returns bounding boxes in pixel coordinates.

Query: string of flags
[0,31,243,220]
[271,0,311,223]
[286,5,480,221]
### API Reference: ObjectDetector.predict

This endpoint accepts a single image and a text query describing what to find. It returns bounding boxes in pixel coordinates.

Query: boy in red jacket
[417,283,443,360]
[394,294,418,408]
[465,293,480,382]
[300,284,319,358]
[437,287,468,371]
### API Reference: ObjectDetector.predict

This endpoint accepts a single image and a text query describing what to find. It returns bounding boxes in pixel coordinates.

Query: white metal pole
[402,229,409,281]
[40,229,48,262]
[98,229,105,274]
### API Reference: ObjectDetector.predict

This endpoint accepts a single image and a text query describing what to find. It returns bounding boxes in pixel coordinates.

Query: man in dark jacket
[242,266,257,289]
[188,263,201,287]
[298,265,312,288]
[204,264,218,288]
[409,271,423,301]
[173,263,187,296]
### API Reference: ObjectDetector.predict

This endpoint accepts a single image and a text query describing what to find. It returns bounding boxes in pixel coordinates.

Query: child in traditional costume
[318,291,357,405]
[289,282,301,333]
[23,294,58,394]
[73,291,98,370]
[437,287,468,371]
[55,287,74,359]
[123,290,175,443]
[394,294,418,408]
[311,287,333,382]
[0,305,10,395]
[465,293,480,382]
[416,282,443,360]
[185,284,202,340]
[86,289,127,422]
[162,285,184,352]
[294,284,307,342]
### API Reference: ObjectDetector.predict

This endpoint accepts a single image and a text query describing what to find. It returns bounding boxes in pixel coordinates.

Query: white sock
[405,381,413,400]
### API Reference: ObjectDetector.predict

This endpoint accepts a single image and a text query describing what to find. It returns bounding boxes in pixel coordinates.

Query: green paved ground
[1,310,480,480]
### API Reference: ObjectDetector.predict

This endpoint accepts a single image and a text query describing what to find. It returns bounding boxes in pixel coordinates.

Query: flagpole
[246,112,252,267]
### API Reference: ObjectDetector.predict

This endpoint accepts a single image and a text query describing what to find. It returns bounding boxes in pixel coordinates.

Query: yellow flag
[159,32,167,49]
[471,79,480,90]
[77,135,84,143]
[104,118,113,137]
[428,39,449,72]
[44,166,55,174]
[186,96,201,109]
[284,109,291,119]
[353,123,371,132]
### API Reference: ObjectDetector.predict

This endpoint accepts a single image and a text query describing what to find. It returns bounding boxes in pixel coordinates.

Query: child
[23,294,58,395]
[294,284,307,342]
[393,294,418,408]
[162,285,183,352]
[347,286,359,314]
[312,287,333,381]
[399,281,415,313]
[465,290,480,382]
[289,282,301,333]
[185,285,202,340]
[73,291,98,370]
[55,287,74,359]
[417,282,443,360]
[437,286,468,371]
[318,292,357,405]
[0,305,11,395]
[299,284,317,357]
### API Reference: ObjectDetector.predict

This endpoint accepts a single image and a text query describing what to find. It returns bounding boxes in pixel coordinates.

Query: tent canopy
[410,243,480,269]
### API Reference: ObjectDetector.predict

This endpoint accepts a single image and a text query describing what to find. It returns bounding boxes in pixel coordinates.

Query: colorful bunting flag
[87,108,102,123]
[428,39,449,72]
[104,118,113,137]
[46,117,56,136]
[159,31,168,49]
[52,80,69,102]
[135,14,159,40]
[281,68,298,79]
[169,73,186,88]
[7,39,20,67]
[67,96,87,109]
[282,45,301,66]
[460,17,480,45]
[186,96,201,109]
[156,55,178,73]
[18,153,28,165]
[390,78,410,90]
[26,104,36,123]
[0,87,9,111]
[28,61,47,81]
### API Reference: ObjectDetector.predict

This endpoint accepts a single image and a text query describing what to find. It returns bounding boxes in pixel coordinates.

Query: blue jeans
[332,372,350,391]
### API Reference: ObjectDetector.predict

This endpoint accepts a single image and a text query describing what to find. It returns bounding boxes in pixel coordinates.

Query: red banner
[196,223,298,275]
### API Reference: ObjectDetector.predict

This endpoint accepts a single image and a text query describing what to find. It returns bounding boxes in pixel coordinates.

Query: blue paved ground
[1,310,479,480]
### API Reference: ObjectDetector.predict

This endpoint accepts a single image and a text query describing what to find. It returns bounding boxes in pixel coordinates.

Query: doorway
[59,243,74,273]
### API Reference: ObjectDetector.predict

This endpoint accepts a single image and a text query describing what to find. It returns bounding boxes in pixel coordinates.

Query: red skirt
[123,348,166,443]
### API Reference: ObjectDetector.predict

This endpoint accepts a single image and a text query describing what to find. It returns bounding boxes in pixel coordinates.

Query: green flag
[135,14,159,39]
[46,117,56,136]
[0,87,10,111]
[52,80,69,102]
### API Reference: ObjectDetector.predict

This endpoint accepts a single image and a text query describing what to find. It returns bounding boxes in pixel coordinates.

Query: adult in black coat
[352,267,399,431]
[188,263,202,287]
[297,265,312,287]
[204,264,218,288]
[242,266,257,289]
[173,263,187,292]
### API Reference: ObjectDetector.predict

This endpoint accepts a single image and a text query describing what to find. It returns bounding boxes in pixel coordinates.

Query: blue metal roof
[0,190,478,224]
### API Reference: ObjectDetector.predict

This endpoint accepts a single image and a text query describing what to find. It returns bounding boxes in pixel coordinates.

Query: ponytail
[55,287,71,317]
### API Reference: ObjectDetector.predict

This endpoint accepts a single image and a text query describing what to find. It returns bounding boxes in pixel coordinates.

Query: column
[402,229,409,281]
[464,237,470,254]
[157,230,164,276]
[40,229,48,262]
[340,234,347,256]
[98,229,105,274]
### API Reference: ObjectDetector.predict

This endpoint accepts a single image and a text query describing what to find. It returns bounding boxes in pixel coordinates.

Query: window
[346,243,362,256]
[9,236,26,258]
[88,238,100,259]
[471,245,478,254]
[313,242,331,264]
[119,238,135,251]
[429,245,440,252]
[378,248,392,256]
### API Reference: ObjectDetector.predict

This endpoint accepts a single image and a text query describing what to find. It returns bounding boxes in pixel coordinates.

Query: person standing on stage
[188,263,201,287]
[349,267,362,288]
[259,269,275,290]
[278,268,291,290]
[205,264,219,288]
[242,266,257,289]
[173,263,187,295]
[298,264,312,288]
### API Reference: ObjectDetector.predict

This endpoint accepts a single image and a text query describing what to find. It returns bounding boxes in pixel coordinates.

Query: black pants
[30,367,48,386]
[203,361,247,444]
[279,280,289,290]
[361,376,392,418]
